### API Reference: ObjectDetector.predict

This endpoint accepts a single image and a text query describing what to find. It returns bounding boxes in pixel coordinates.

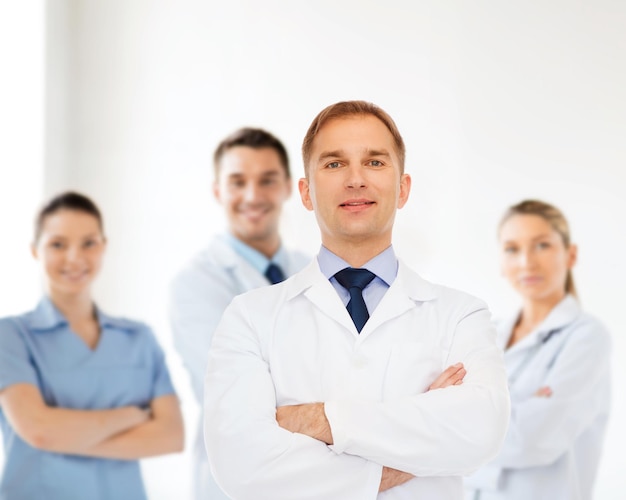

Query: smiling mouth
[238,204,271,214]
[61,271,89,280]
[340,201,375,207]
[237,208,271,221]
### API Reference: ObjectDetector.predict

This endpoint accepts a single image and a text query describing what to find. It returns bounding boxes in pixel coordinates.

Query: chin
[53,279,92,295]
[340,227,383,242]
[242,225,276,241]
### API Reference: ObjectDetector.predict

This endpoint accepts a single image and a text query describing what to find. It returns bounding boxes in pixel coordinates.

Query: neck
[511,291,566,346]
[521,291,565,324]
[239,235,280,259]
[323,237,391,268]
[47,289,95,323]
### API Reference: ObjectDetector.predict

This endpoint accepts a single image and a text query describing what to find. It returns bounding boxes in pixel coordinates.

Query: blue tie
[334,267,376,333]
[265,263,285,284]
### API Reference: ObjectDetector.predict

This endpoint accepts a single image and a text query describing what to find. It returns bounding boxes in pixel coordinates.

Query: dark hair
[34,191,104,243]
[213,127,290,179]
[499,199,577,297]
[301,100,406,176]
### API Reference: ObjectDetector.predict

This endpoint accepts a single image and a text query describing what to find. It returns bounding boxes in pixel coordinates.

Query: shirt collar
[26,296,133,333]
[26,296,68,331]
[284,255,437,303]
[501,294,582,348]
[225,232,286,275]
[317,245,398,286]
[535,294,582,335]
[94,307,136,332]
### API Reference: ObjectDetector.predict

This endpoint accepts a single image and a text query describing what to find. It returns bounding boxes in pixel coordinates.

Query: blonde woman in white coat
[465,199,611,500]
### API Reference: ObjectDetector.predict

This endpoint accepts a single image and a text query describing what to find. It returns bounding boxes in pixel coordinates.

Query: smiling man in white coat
[169,127,309,499]
[204,101,511,499]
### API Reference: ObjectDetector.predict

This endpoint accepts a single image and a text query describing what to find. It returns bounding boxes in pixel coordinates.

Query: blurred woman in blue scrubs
[465,199,611,500]
[0,192,184,500]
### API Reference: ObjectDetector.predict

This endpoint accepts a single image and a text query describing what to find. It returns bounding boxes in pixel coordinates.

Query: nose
[65,245,84,263]
[243,182,262,203]
[345,164,366,189]
[519,248,536,268]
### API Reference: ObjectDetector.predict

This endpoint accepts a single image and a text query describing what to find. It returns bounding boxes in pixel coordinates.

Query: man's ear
[397,173,411,209]
[30,243,38,260]
[213,182,221,203]
[298,178,314,211]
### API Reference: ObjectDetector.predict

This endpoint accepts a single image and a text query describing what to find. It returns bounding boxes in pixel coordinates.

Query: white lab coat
[169,234,309,500]
[464,295,612,500]
[204,258,510,500]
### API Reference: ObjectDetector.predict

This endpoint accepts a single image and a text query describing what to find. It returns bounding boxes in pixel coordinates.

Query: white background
[1,1,624,498]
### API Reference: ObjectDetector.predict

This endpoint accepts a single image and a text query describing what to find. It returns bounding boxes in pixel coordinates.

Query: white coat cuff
[324,400,349,454]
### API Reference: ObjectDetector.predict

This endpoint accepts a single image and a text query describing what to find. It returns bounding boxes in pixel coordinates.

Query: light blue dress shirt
[0,297,176,500]
[226,232,290,276]
[317,244,398,315]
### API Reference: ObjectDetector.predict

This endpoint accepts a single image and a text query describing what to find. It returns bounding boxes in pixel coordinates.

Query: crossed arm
[205,297,509,499]
[0,383,184,459]
[488,326,611,469]
[276,363,467,492]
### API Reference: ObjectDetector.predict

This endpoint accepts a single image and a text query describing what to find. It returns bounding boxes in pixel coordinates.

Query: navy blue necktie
[334,267,376,333]
[265,263,285,284]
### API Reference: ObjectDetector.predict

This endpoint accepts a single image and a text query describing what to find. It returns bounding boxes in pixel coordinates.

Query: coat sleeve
[324,298,511,476]
[168,262,237,403]
[204,296,383,500]
[485,319,611,469]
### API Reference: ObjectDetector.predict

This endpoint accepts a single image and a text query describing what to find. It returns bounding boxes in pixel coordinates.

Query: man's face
[299,115,410,251]
[214,146,292,247]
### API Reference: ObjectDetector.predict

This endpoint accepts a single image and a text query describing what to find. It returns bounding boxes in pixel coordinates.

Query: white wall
[0,0,44,475]
[36,1,626,498]
[0,3,44,311]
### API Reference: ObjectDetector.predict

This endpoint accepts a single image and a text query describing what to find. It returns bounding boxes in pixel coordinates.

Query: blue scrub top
[0,297,176,500]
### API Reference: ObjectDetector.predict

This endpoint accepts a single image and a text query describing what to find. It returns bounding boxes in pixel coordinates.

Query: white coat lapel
[288,260,357,334]
[210,236,269,291]
[506,294,582,355]
[231,259,269,290]
[287,260,439,337]
[361,261,438,336]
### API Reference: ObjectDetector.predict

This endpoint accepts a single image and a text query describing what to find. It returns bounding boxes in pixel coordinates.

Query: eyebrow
[47,232,100,240]
[227,170,281,179]
[317,150,344,162]
[530,233,554,241]
[366,149,392,159]
[316,149,392,163]
[502,233,554,244]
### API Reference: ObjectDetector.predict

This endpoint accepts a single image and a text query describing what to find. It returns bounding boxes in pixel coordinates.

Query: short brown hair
[213,127,290,179]
[301,100,406,176]
[499,199,577,297]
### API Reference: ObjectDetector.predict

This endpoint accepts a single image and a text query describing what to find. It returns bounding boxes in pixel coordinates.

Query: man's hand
[379,466,414,492]
[428,362,466,391]
[275,364,467,492]
[379,363,468,491]
[276,403,333,444]
[535,386,552,397]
